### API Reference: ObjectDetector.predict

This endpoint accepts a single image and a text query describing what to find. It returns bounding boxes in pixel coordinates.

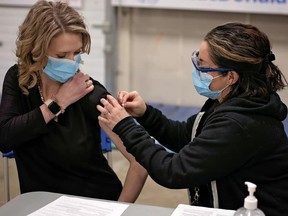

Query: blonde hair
[16,0,91,94]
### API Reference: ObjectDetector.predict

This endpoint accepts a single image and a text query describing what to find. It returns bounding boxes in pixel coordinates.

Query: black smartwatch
[47,101,64,116]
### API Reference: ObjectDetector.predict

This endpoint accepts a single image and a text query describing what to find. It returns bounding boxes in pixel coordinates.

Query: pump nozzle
[244,181,258,210]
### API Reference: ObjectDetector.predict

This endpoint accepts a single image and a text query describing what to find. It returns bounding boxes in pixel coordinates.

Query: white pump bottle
[234,181,265,216]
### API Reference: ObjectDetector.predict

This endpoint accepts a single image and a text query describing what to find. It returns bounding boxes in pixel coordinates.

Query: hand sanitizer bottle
[234,181,265,216]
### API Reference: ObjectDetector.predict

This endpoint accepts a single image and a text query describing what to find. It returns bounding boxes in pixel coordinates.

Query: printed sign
[112,0,288,15]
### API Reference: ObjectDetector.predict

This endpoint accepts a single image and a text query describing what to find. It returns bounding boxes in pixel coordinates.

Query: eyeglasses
[191,50,231,73]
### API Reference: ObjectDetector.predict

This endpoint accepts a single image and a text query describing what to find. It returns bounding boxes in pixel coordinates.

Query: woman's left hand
[97,95,130,130]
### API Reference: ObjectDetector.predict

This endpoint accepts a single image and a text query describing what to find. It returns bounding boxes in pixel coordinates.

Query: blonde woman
[0,0,147,202]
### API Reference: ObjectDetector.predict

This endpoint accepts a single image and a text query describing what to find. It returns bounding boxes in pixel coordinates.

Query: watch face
[48,101,61,114]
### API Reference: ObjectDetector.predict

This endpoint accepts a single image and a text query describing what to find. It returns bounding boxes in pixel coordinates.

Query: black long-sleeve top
[0,64,122,200]
[113,92,288,216]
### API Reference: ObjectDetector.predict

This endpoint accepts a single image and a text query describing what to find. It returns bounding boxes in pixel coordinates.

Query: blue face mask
[43,54,81,83]
[192,68,228,100]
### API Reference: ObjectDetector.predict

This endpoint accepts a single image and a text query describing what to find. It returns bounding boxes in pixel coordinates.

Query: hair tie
[266,51,275,63]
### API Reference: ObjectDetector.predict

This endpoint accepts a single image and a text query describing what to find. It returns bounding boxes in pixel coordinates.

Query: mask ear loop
[217,71,233,103]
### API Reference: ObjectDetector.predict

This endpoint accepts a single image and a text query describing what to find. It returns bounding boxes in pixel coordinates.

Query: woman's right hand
[117,91,147,117]
[55,72,94,109]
